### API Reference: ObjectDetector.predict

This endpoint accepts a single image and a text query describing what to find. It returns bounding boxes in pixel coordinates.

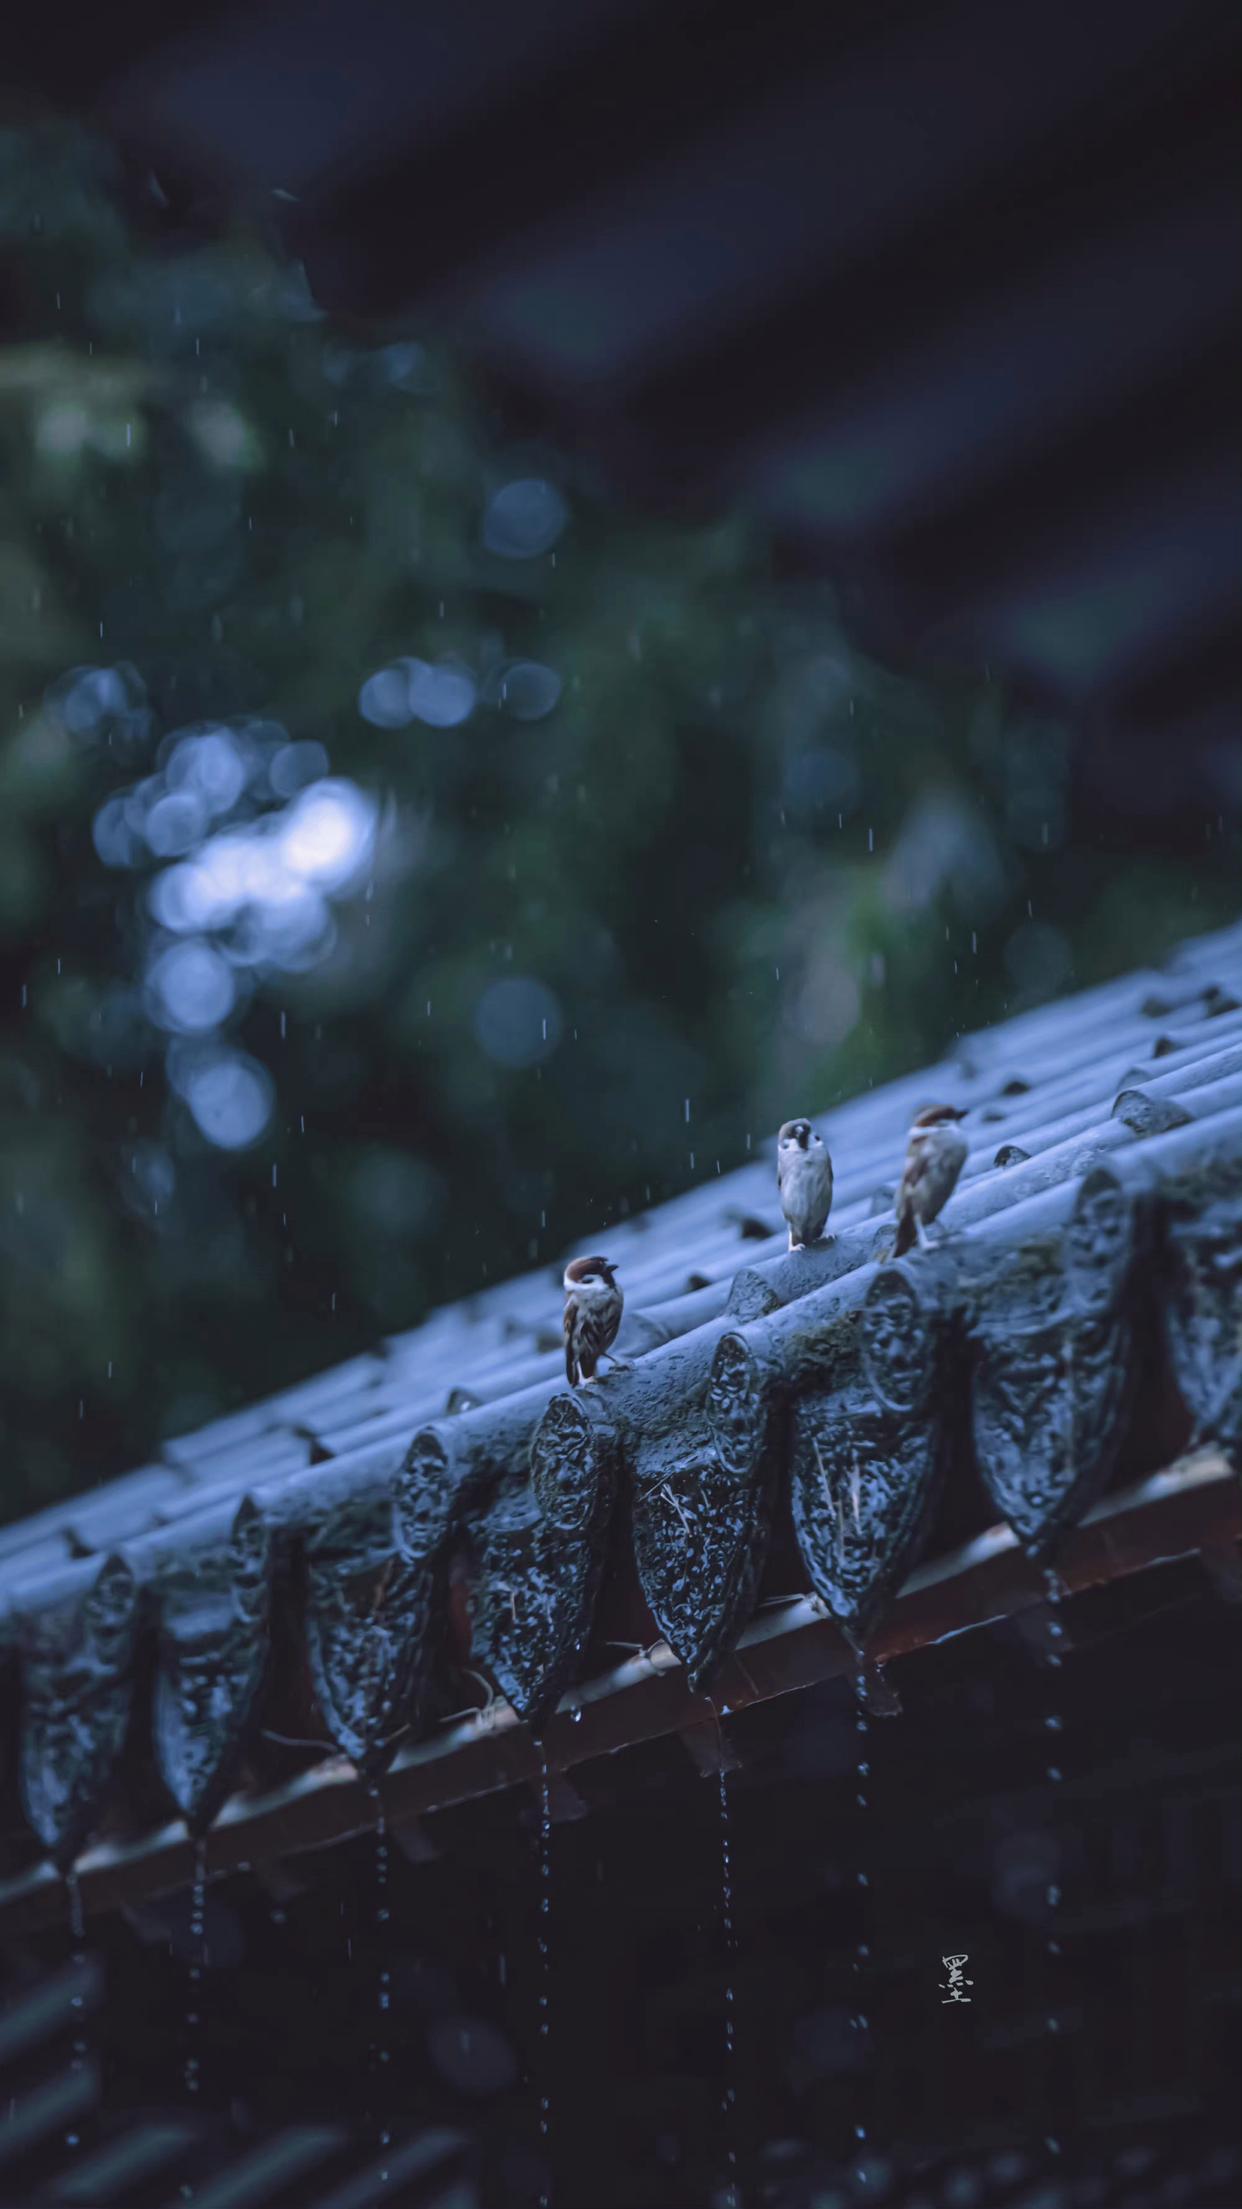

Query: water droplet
[63,1875,89,2152]
[535,1751,555,2178]
[183,1837,208,2099]
[716,1759,741,2205]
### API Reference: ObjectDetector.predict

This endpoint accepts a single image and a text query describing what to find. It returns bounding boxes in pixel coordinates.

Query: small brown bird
[892,1104,969,1256]
[777,1118,834,1250]
[562,1255,625,1385]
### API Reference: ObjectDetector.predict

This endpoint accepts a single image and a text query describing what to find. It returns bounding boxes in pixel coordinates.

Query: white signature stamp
[939,1953,973,2005]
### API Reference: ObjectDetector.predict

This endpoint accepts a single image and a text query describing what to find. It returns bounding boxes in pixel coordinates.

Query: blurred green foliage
[0,123,1236,1522]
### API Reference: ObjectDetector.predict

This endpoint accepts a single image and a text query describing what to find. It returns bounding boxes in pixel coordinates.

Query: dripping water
[184,1838,207,2103]
[172,1838,209,2203]
[536,1747,553,2208]
[718,1763,740,2209]
[370,1788,393,2184]
[851,1671,872,2156]
[1041,1564,1067,2152]
[64,1869,88,2152]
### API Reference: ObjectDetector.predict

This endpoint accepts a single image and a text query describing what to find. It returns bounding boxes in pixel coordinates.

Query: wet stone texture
[1,930,1240,1865]
[151,1496,273,1833]
[631,1329,780,1692]
[786,1267,952,1644]
[968,1167,1142,1558]
[300,1446,452,1776]
[1157,1129,1242,1469]
[468,1393,617,1727]
[17,1554,142,1865]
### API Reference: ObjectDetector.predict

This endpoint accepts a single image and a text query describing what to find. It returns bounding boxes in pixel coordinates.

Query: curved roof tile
[0,920,1239,1880]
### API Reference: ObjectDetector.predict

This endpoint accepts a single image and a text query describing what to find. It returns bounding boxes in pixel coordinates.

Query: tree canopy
[1,123,1234,1520]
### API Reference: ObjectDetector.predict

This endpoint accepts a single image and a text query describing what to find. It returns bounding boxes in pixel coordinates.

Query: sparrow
[892,1104,969,1256]
[777,1118,834,1250]
[562,1255,624,1386]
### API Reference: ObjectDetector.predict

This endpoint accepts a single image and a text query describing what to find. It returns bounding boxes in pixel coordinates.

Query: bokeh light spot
[165,728,249,815]
[278,778,378,891]
[482,478,568,560]
[177,1048,275,1149]
[270,740,331,797]
[407,659,476,728]
[144,791,209,858]
[358,665,415,729]
[494,660,563,721]
[146,940,237,1033]
[474,977,563,1068]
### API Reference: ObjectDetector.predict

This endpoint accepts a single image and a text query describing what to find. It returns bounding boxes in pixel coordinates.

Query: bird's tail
[564,1340,576,1386]
[891,1213,915,1259]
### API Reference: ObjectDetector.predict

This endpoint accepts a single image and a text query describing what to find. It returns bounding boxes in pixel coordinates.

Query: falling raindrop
[1041,1566,1067,2116]
[536,1747,554,2208]
[183,1836,207,2111]
[370,1788,393,2182]
[64,1870,88,2152]
[851,1669,883,2161]
[717,1758,740,2209]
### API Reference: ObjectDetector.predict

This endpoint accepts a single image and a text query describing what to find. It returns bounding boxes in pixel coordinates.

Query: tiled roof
[1,920,1240,1876]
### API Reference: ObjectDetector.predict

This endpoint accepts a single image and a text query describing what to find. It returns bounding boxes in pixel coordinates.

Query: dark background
[1,1,1238,1519]
[0,8,1240,2208]
[3,1560,1239,2208]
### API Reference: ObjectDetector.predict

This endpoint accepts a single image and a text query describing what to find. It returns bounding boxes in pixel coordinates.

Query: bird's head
[778,1118,819,1152]
[563,1255,619,1292]
[910,1103,968,1133]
